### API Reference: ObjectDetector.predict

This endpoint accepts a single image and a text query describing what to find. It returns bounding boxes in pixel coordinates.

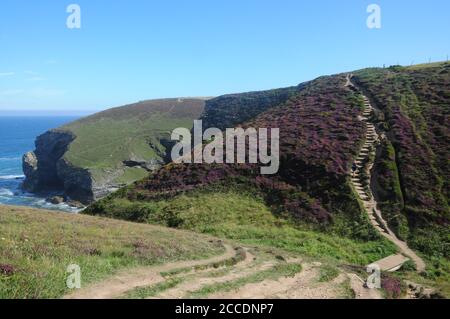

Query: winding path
[64,243,239,299]
[346,75,425,272]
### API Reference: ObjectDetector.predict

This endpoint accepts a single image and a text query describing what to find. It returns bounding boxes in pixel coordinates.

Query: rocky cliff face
[22,129,171,205]
[22,130,94,204]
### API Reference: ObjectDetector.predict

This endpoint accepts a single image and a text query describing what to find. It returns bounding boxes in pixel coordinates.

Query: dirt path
[64,243,238,299]
[152,250,280,299]
[208,263,348,299]
[346,75,426,272]
[347,273,382,299]
[153,258,349,299]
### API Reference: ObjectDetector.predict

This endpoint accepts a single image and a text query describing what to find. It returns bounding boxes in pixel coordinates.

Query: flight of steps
[349,92,388,232]
[346,76,426,272]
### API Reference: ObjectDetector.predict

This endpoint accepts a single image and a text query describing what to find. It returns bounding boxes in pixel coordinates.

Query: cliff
[22,98,207,204]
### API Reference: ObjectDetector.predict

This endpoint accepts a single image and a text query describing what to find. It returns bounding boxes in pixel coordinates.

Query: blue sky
[1,0,449,114]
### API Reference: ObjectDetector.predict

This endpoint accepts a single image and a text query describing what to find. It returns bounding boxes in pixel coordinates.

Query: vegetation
[372,139,408,240]
[123,277,184,299]
[60,98,206,184]
[0,205,224,299]
[200,85,303,131]
[87,189,398,265]
[354,62,449,258]
[87,75,371,234]
[318,264,340,282]
[83,63,450,296]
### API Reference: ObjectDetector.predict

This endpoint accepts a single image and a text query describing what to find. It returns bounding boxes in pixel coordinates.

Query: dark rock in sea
[22,151,39,191]
[48,196,65,205]
[66,200,85,209]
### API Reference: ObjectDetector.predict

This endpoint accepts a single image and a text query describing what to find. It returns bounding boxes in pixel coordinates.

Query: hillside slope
[87,74,371,233]
[87,63,449,262]
[22,98,206,204]
[0,205,224,299]
[353,63,449,258]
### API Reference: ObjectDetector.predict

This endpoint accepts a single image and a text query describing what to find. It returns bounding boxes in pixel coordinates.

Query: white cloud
[0,88,66,98]
[0,89,24,96]
[0,72,15,77]
[27,77,46,82]
[29,88,66,98]
[45,59,58,65]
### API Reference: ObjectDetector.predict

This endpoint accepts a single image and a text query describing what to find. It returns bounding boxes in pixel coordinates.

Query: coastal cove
[0,116,80,212]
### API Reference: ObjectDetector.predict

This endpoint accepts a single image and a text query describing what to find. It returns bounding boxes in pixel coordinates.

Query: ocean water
[0,116,80,212]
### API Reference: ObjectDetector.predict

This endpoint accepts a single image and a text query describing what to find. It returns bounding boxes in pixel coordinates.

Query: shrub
[0,264,16,276]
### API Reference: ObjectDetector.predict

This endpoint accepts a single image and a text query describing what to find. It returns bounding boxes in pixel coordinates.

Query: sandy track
[208,263,348,299]
[64,243,237,299]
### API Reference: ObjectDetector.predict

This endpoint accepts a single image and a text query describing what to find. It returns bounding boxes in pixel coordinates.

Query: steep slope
[22,98,207,204]
[200,84,305,131]
[347,77,425,272]
[87,74,380,239]
[353,62,449,258]
[87,63,449,262]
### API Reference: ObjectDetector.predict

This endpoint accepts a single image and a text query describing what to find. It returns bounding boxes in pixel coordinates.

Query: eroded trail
[346,76,425,272]
[148,257,354,299]
[64,242,238,299]
[117,247,357,299]
[207,263,349,299]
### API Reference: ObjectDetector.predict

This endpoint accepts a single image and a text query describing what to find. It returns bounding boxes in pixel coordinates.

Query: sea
[0,116,80,213]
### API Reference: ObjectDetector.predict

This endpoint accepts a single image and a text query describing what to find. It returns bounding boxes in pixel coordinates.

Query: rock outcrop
[21,98,207,205]
[21,129,95,204]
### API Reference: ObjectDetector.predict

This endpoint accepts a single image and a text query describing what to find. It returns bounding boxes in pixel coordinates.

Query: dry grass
[0,205,223,299]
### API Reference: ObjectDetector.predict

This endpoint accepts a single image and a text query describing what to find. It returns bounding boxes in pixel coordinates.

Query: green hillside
[63,98,206,183]
[85,63,449,292]
[22,98,207,203]
[353,62,450,258]
[0,205,223,299]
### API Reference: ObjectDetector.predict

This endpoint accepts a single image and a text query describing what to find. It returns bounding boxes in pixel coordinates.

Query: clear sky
[1,0,449,114]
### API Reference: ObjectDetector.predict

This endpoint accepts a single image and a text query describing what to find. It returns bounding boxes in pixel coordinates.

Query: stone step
[358,193,369,198]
